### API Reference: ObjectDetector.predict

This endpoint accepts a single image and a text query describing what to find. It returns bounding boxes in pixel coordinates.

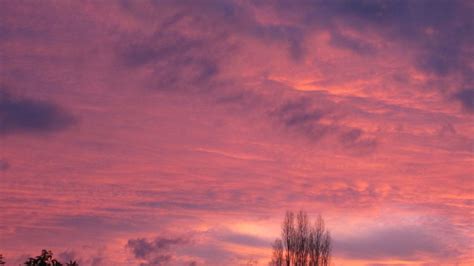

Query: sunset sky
[1,1,473,265]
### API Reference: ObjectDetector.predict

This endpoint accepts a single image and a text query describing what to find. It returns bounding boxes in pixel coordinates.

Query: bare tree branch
[272,211,331,266]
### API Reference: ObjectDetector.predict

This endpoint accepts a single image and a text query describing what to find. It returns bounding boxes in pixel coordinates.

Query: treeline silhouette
[270,210,331,266]
[0,250,78,266]
[1,211,331,265]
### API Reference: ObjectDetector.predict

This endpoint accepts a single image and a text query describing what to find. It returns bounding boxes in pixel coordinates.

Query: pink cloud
[1,1,472,265]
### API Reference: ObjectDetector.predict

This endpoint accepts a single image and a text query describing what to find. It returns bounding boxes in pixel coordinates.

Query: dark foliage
[23,250,78,266]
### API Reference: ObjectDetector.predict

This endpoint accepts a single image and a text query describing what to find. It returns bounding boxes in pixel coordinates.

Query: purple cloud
[0,90,76,136]
[127,236,191,266]
[335,225,458,261]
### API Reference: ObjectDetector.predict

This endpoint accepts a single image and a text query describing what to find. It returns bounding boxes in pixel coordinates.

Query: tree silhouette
[270,239,283,266]
[23,250,78,266]
[270,211,331,266]
[0,254,5,265]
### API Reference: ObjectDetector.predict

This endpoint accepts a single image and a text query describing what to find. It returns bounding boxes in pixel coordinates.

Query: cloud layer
[0,1,472,265]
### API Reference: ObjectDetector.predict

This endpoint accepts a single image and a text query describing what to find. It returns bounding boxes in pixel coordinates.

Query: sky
[0,0,473,265]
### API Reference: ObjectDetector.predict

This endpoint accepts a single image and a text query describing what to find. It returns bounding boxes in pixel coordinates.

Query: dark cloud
[54,215,134,235]
[268,95,378,153]
[269,97,334,141]
[158,0,306,60]
[264,0,473,107]
[252,24,306,61]
[127,236,190,266]
[454,88,474,113]
[215,85,333,141]
[119,32,220,92]
[120,32,200,67]
[0,159,9,171]
[340,129,377,154]
[215,83,379,154]
[0,91,76,136]
[142,255,172,266]
[335,225,457,260]
[329,30,376,55]
[0,23,43,40]
[325,0,472,76]
[333,0,473,109]
[116,4,242,93]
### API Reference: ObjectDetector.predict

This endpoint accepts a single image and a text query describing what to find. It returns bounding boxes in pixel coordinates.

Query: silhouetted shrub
[23,250,78,266]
